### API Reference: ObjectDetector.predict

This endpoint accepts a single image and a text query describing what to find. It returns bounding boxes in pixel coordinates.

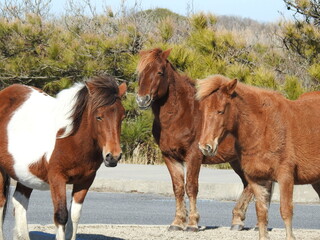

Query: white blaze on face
[212,137,219,154]
[102,148,108,162]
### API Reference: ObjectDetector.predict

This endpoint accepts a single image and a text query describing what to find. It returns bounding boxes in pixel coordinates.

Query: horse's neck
[233,86,274,152]
[152,70,196,122]
[62,111,100,159]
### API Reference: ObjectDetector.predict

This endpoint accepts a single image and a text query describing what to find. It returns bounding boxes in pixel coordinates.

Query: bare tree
[284,0,320,26]
[0,0,52,20]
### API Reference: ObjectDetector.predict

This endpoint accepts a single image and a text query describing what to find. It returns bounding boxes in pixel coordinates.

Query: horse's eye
[96,116,103,121]
[217,110,224,115]
[157,71,163,75]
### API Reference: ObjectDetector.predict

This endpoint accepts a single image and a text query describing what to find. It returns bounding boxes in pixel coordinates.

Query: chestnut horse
[197,75,320,240]
[0,76,126,240]
[136,48,273,231]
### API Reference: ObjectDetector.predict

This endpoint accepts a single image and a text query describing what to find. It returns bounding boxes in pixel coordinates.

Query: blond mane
[196,74,284,102]
[137,48,163,74]
[196,74,231,100]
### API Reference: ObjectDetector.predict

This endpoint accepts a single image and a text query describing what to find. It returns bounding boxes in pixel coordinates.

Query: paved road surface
[3,164,320,239]
[3,190,320,239]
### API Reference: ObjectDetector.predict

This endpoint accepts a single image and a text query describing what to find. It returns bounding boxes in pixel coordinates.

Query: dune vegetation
[0,0,319,166]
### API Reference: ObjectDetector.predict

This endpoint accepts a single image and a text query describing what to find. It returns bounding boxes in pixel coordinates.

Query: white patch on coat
[55,83,84,138]
[66,198,83,240]
[56,224,65,240]
[7,84,85,190]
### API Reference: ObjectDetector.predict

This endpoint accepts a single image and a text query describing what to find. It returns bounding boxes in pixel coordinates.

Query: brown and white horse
[197,75,320,240]
[0,76,126,240]
[136,48,273,231]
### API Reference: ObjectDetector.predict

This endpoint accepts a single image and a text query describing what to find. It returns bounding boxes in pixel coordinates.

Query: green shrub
[308,63,320,83]
[158,17,174,42]
[283,75,304,100]
[0,6,316,165]
[246,67,277,89]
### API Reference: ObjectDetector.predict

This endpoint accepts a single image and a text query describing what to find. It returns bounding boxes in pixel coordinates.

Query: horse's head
[136,48,172,109]
[196,75,237,157]
[85,78,127,167]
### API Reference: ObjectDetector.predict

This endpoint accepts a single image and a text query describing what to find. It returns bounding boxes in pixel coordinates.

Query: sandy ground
[28,224,320,240]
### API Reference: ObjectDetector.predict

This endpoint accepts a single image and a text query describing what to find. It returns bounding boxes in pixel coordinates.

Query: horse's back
[0,84,33,115]
[298,91,320,100]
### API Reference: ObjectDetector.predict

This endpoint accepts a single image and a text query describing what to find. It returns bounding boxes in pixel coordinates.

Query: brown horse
[197,75,320,240]
[136,48,273,231]
[0,76,126,240]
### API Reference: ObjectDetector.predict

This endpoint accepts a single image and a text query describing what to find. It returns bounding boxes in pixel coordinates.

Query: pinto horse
[197,75,320,240]
[0,76,126,240]
[136,48,273,231]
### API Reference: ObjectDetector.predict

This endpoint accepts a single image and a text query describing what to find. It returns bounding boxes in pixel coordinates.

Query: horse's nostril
[106,153,112,160]
[206,144,213,152]
[136,95,142,103]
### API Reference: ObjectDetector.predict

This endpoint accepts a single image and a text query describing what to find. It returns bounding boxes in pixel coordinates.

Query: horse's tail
[0,169,10,221]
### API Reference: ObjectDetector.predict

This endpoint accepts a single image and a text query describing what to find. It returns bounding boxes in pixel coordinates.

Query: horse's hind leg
[229,160,253,231]
[12,182,33,240]
[0,168,10,240]
[65,175,95,240]
[164,156,187,231]
[229,160,273,231]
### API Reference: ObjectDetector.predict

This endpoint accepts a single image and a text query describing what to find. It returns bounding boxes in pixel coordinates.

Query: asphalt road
[3,189,320,239]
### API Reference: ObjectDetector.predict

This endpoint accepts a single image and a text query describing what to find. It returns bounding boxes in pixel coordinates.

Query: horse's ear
[222,79,237,95]
[118,83,127,98]
[226,79,237,95]
[85,81,96,95]
[161,48,172,60]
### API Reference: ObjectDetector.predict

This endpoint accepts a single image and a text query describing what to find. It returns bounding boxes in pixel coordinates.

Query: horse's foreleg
[0,168,9,240]
[50,176,67,240]
[311,182,320,199]
[247,177,270,240]
[185,156,201,232]
[164,157,186,231]
[65,175,95,240]
[12,183,33,240]
[278,177,296,240]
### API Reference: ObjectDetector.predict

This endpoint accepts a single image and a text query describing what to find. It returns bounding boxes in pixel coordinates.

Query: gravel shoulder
[29,224,320,240]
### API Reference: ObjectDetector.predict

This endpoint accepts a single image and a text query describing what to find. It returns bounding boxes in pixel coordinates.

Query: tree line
[0,0,319,164]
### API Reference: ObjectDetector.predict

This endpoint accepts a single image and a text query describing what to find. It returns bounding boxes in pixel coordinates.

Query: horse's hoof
[185,226,199,232]
[230,224,244,231]
[168,225,184,231]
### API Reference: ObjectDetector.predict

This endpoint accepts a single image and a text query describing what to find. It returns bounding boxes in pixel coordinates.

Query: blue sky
[50,0,294,23]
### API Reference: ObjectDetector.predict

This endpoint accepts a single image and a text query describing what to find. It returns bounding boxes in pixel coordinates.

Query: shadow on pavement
[199,226,273,232]
[30,231,125,240]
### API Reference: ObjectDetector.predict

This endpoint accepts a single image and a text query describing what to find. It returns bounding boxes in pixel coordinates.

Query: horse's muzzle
[198,143,218,157]
[104,153,122,167]
[136,94,152,109]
